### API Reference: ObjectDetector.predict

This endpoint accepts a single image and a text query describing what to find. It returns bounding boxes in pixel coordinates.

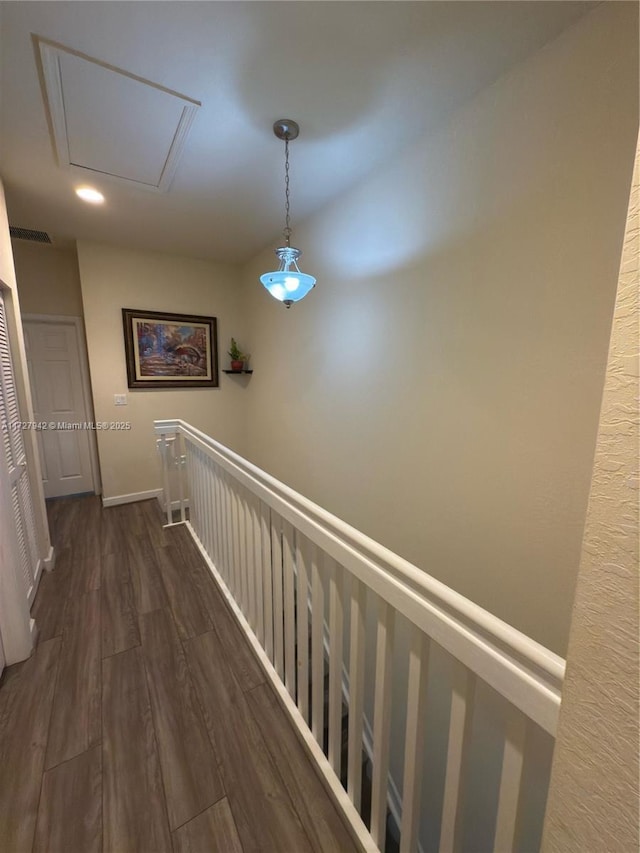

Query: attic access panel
[37,38,200,192]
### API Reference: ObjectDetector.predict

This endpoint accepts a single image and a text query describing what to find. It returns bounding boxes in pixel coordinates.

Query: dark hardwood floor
[0,495,358,853]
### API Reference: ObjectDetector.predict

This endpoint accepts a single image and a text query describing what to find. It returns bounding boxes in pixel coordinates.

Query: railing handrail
[155,418,565,734]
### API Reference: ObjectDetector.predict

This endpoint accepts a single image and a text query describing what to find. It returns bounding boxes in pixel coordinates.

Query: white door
[0,290,39,661]
[23,319,95,497]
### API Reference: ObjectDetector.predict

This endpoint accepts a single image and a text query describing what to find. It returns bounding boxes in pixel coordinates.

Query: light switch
[114,394,127,406]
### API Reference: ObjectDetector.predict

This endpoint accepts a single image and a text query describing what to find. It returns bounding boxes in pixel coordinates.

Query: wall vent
[9,227,52,244]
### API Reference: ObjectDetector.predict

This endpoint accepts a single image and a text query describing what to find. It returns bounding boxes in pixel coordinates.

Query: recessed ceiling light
[75,187,105,204]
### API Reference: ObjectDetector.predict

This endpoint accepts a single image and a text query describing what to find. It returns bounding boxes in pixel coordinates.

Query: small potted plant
[228,338,245,371]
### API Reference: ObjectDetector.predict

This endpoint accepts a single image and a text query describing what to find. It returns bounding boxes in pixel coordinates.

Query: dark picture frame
[122,308,218,389]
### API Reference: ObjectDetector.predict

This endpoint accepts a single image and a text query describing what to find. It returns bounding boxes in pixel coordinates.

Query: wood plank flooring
[0,495,359,853]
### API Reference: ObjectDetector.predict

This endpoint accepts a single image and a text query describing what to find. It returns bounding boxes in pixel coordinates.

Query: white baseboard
[102,488,162,508]
[27,559,44,607]
[43,545,55,573]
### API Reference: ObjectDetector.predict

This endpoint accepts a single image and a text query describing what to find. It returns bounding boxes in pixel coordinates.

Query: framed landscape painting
[122,308,218,389]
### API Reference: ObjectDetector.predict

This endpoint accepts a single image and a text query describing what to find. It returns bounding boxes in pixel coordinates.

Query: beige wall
[12,241,84,317]
[542,136,639,853]
[77,241,248,501]
[240,2,638,655]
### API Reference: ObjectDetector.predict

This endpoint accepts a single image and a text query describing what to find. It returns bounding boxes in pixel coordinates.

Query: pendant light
[260,119,316,308]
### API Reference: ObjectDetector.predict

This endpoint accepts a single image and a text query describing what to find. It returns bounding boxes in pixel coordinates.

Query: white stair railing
[155,419,565,853]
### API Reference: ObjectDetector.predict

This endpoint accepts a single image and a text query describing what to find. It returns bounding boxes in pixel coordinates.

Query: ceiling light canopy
[260,119,316,308]
[75,186,105,204]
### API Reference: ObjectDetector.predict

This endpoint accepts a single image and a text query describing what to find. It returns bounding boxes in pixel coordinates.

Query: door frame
[23,314,102,496]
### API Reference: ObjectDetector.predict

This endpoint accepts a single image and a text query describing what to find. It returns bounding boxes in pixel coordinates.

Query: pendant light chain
[284,136,291,247]
[260,118,315,306]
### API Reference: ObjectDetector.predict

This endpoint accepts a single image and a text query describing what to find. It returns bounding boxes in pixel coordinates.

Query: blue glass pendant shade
[260,246,316,308]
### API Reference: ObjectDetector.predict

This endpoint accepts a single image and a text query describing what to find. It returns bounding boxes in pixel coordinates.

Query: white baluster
[400,628,431,853]
[232,482,242,605]
[213,464,223,573]
[252,493,264,646]
[238,487,247,619]
[282,519,297,700]
[271,512,285,680]
[159,435,172,526]
[211,462,221,570]
[192,446,201,539]
[198,447,206,543]
[188,444,196,535]
[202,453,212,556]
[311,547,325,746]
[229,478,242,609]
[237,487,248,617]
[493,706,527,853]
[439,661,476,853]
[261,502,274,662]
[218,466,227,577]
[177,433,186,524]
[223,472,235,596]
[328,557,345,775]
[245,489,256,631]
[189,443,197,534]
[184,443,193,529]
[348,576,367,811]
[207,457,217,558]
[222,470,235,593]
[371,599,395,851]
[296,535,310,723]
[197,448,205,543]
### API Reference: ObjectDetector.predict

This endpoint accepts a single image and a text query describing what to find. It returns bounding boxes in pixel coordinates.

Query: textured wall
[542,136,639,851]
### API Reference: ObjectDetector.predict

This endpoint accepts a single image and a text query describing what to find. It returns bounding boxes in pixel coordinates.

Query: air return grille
[9,226,52,244]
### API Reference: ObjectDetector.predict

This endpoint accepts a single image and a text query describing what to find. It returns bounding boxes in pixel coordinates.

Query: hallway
[0,496,357,853]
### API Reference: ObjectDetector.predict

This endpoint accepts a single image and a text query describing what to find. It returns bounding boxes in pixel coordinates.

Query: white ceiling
[0,1,597,263]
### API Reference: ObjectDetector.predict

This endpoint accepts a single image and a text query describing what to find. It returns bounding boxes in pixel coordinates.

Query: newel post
[156,433,173,526]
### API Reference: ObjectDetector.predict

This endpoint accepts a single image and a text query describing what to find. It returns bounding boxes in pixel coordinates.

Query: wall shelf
[223,369,253,375]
